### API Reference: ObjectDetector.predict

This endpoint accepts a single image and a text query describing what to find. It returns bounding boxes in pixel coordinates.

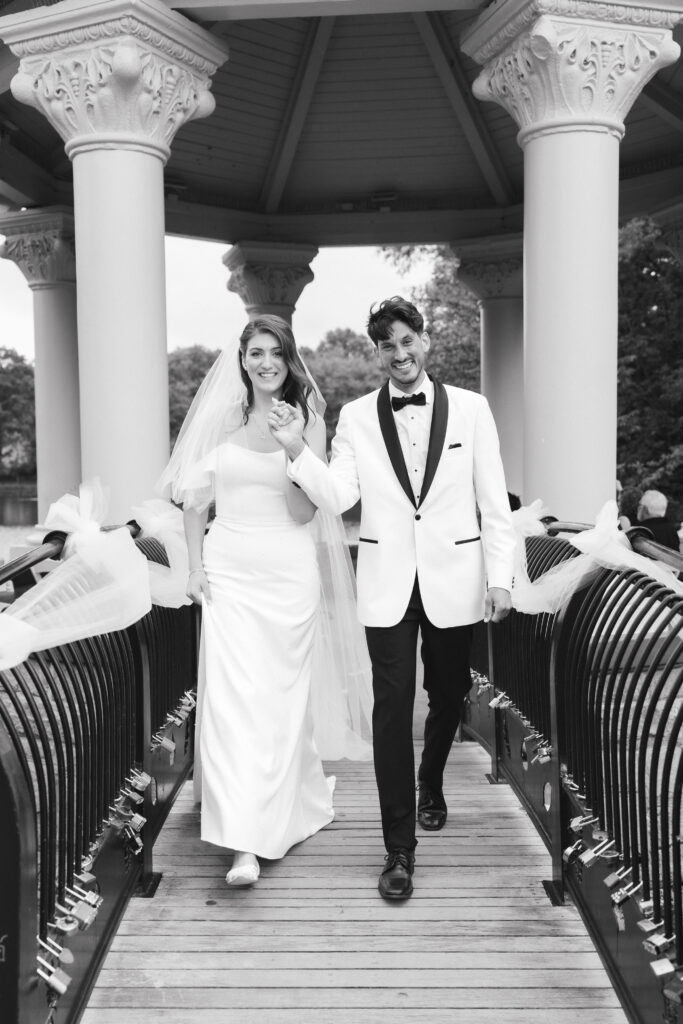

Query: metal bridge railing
[0,531,198,1024]
[464,524,683,1024]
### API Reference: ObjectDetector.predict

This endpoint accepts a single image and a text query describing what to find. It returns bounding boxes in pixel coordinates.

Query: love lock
[604,865,631,890]
[563,840,584,865]
[51,914,78,938]
[36,956,72,996]
[579,838,615,868]
[643,931,675,956]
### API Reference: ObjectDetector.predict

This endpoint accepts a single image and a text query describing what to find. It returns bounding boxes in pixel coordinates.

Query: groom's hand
[267,400,307,459]
[484,587,511,623]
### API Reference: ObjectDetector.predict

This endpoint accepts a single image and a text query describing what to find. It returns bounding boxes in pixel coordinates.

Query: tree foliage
[168,344,220,446]
[0,348,35,479]
[616,219,683,520]
[300,328,384,446]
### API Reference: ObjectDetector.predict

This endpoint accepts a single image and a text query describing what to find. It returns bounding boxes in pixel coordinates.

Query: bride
[158,315,371,886]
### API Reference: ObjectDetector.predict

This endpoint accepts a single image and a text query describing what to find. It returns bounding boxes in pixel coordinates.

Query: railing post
[545,607,566,905]
[0,716,44,1024]
[486,622,506,784]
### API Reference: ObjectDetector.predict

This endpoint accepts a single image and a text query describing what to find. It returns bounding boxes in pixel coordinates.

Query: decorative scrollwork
[473,14,680,140]
[1,229,76,288]
[463,0,681,68]
[11,40,215,159]
[228,263,315,308]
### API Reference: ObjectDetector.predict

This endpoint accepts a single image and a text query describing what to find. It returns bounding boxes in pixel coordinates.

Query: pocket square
[448,442,462,450]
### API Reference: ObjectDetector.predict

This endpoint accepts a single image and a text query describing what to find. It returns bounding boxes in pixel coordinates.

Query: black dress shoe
[378,848,414,900]
[417,782,447,831]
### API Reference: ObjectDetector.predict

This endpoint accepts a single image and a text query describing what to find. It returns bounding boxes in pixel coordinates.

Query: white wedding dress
[194,441,335,859]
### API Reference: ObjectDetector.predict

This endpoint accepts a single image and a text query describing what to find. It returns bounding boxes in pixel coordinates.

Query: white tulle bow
[130,499,191,608]
[0,480,152,670]
[511,499,683,617]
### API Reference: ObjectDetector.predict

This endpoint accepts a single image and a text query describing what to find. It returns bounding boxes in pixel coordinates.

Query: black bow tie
[391,391,426,412]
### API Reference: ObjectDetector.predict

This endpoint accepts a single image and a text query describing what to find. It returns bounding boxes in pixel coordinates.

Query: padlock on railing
[663,973,683,1005]
[36,955,72,996]
[563,840,584,865]
[570,814,600,835]
[530,744,552,766]
[643,931,676,957]
[56,897,97,932]
[611,880,643,908]
[150,731,176,765]
[604,864,631,890]
[651,957,676,980]
[579,838,615,868]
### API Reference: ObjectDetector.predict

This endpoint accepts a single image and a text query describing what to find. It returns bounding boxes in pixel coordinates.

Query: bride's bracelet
[188,568,205,577]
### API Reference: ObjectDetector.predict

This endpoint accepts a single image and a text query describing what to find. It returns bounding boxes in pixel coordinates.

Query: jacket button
[415,514,421,521]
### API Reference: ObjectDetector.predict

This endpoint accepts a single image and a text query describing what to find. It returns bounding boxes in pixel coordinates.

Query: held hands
[267,399,306,458]
[187,568,211,606]
[484,587,511,624]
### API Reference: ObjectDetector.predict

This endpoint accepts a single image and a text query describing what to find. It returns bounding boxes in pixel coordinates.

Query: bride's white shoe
[226,854,259,887]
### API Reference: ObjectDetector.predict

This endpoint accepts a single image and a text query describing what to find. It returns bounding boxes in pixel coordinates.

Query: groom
[270,296,515,900]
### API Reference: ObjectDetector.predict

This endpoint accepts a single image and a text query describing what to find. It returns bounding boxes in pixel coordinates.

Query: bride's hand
[267,401,306,453]
[187,568,211,605]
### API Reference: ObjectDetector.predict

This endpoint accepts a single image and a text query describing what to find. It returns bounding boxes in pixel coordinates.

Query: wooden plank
[81,1011,630,1024]
[85,985,622,1009]
[103,950,606,970]
[83,710,626,1022]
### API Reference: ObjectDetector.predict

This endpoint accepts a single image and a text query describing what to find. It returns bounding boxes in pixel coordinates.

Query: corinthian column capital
[0,0,229,162]
[224,242,319,322]
[452,236,523,300]
[0,207,76,289]
[461,0,681,144]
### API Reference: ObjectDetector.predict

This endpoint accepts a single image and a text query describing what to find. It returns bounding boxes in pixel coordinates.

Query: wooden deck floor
[82,729,628,1024]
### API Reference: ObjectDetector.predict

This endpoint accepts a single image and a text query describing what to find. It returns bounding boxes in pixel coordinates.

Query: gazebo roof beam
[259,16,334,214]
[412,11,514,208]
[0,137,56,205]
[640,78,683,136]
[173,0,486,20]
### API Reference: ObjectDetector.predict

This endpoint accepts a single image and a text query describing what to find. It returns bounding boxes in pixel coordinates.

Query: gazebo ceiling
[0,0,681,246]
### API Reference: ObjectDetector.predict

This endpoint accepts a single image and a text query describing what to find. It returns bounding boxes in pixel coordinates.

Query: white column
[462,0,681,522]
[0,0,228,522]
[0,208,80,520]
[224,241,318,324]
[454,242,524,499]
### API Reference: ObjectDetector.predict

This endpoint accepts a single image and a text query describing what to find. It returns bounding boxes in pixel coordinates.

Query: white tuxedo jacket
[289,378,516,628]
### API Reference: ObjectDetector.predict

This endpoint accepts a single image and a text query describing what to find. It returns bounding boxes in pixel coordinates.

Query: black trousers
[364,576,473,852]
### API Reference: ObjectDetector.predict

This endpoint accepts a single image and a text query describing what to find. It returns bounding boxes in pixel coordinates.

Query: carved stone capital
[451,235,523,299]
[0,207,75,289]
[0,0,229,162]
[462,0,681,143]
[224,242,318,321]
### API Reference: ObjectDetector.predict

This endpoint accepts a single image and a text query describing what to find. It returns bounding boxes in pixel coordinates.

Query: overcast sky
[1,236,432,361]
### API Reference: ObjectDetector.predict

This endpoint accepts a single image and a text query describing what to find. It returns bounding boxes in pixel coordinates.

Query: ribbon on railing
[0,480,152,670]
[511,499,683,616]
[130,499,191,608]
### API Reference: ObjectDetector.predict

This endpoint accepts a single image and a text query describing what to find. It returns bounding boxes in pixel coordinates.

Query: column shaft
[523,131,619,519]
[480,296,524,498]
[33,284,81,519]
[73,150,169,520]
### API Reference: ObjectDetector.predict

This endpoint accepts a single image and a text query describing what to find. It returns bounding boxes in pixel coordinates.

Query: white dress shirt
[388,374,434,502]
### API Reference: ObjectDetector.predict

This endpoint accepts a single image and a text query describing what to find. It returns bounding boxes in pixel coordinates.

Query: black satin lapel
[377,383,417,508]
[418,378,448,509]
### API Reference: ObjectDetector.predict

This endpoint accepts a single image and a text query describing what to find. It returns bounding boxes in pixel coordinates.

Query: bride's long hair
[239,315,312,428]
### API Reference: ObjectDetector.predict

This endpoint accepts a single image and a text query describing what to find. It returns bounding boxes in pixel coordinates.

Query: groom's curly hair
[239,315,312,426]
[366,296,425,345]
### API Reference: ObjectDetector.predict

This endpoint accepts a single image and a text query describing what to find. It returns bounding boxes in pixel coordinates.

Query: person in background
[636,489,681,551]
